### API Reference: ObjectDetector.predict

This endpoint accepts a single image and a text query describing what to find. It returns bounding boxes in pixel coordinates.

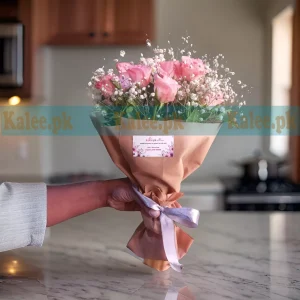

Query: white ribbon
[132,186,200,272]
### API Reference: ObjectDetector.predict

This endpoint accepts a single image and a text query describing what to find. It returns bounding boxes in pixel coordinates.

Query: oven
[0,22,23,87]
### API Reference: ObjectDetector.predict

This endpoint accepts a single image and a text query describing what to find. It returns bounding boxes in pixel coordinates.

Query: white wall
[0,0,271,181]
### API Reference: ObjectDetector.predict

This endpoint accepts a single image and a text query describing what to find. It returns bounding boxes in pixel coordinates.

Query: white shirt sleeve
[0,182,47,252]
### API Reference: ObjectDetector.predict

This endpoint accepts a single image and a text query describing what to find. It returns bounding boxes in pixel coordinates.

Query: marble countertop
[1,210,300,300]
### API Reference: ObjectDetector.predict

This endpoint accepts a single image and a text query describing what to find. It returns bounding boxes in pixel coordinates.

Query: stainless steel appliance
[222,177,300,211]
[230,150,288,181]
[222,151,300,211]
[0,22,23,87]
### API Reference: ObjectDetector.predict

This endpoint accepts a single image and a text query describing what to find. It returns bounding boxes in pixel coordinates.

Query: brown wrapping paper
[91,115,221,271]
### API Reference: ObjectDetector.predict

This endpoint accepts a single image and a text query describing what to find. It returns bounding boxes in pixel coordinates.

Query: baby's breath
[88,36,247,123]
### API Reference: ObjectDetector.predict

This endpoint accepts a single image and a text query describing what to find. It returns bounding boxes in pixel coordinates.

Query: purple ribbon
[132,186,200,272]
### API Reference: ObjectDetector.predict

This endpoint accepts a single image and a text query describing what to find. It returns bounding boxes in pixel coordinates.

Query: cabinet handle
[89,32,95,37]
[103,32,109,37]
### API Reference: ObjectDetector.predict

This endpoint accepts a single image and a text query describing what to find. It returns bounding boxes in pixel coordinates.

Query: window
[270,6,294,157]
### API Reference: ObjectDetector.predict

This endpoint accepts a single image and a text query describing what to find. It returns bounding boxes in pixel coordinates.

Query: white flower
[187,102,191,106]
[190,93,197,101]
[147,58,154,65]
[151,93,155,97]
[140,95,144,99]
[120,50,126,57]
[119,91,123,96]
[95,68,105,75]
[114,91,119,95]
[142,87,146,91]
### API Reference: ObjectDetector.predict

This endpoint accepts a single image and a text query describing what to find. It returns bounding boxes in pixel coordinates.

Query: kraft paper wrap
[91,114,221,271]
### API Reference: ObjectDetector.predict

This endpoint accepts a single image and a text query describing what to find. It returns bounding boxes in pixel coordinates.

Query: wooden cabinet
[0,0,154,99]
[103,0,154,44]
[39,0,154,45]
[41,0,106,45]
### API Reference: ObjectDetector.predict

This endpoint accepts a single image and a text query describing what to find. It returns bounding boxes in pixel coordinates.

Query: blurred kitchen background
[1,0,299,212]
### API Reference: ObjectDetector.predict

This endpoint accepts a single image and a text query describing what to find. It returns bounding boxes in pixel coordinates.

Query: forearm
[0,179,132,253]
[46,180,108,227]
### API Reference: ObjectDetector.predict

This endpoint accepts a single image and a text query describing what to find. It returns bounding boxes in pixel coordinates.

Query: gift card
[133,136,174,157]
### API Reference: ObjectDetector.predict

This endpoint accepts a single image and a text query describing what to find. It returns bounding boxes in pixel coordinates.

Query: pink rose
[174,61,182,80]
[95,75,115,97]
[127,65,152,87]
[158,61,182,80]
[158,61,176,77]
[116,62,132,74]
[116,63,152,87]
[154,75,180,103]
[181,56,206,81]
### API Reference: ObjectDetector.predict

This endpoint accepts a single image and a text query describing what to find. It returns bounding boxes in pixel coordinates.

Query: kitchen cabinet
[41,0,154,45]
[102,0,154,45]
[41,0,106,45]
[0,0,154,99]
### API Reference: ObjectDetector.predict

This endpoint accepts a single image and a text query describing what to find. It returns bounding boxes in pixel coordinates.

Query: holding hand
[47,178,160,234]
[106,179,161,234]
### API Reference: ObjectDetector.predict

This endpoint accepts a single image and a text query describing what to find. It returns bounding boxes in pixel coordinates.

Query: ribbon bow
[132,186,200,272]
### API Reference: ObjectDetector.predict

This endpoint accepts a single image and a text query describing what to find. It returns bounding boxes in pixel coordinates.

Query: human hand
[106,178,161,234]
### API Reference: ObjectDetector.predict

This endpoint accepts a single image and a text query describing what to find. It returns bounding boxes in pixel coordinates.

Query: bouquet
[88,37,245,272]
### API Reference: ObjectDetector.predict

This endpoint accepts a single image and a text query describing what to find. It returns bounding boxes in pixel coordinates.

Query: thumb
[111,186,160,218]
